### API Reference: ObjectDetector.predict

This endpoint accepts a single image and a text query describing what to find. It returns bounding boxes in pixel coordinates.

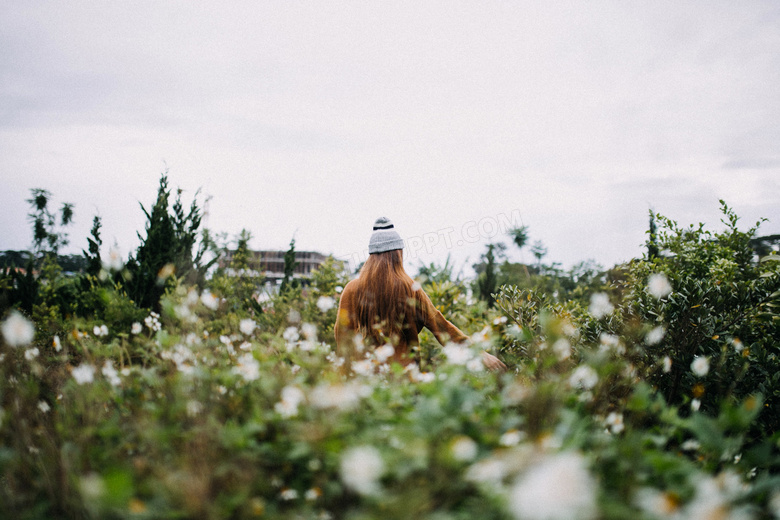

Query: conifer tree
[83,216,102,277]
[280,238,299,294]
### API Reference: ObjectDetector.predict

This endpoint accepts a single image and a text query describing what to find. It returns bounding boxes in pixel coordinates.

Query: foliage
[624,201,780,436]
[2,190,780,519]
[125,173,211,310]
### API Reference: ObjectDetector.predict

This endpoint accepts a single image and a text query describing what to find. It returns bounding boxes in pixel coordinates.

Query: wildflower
[38,401,50,413]
[451,436,478,462]
[239,318,256,336]
[691,356,710,377]
[681,439,701,451]
[72,364,96,385]
[465,457,507,485]
[569,365,599,390]
[493,316,508,325]
[93,324,109,337]
[130,322,142,335]
[80,473,106,504]
[275,386,305,418]
[508,451,597,520]
[500,430,523,447]
[144,312,161,332]
[442,342,473,365]
[662,356,672,373]
[316,296,335,312]
[186,400,203,417]
[588,293,614,319]
[340,446,385,496]
[309,383,368,411]
[374,344,395,364]
[233,353,260,382]
[200,290,219,310]
[552,338,571,361]
[24,347,39,361]
[634,488,681,517]
[239,341,252,351]
[411,281,422,292]
[645,326,665,345]
[605,412,624,434]
[53,335,62,352]
[691,399,701,411]
[283,326,299,343]
[466,356,485,372]
[301,322,317,340]
[305,487,321,501]
[731,337,744,353]
[101,361,121,387]
[2,311,35,347]
[352,359,374,376]
[647,273,672,299]
[335,285,343,293]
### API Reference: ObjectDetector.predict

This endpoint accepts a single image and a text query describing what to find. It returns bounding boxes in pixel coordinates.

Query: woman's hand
[481,351,507,372]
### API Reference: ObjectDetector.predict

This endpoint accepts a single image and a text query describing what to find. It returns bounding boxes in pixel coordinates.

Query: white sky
[2,2,779,276]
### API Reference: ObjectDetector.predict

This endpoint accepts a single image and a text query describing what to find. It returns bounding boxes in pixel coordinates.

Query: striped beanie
[368,217,404,254]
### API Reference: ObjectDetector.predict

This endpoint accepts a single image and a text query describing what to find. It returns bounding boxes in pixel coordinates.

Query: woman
[334,217,506,372]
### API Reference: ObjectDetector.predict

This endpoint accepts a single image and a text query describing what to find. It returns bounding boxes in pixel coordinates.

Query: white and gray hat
[368,217,404,254]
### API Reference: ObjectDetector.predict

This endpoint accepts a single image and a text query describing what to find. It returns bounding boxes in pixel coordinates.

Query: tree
[83,216,102,277]
[474,243,505,307]
[647,209,659,260]
[125,172,208,310]
[280,238,299,294]
[26,188,74,259]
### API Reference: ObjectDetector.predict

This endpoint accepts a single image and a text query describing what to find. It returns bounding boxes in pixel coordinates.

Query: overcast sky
[2,2,779,276]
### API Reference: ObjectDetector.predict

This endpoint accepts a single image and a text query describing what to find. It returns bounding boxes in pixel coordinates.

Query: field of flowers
[1,198,780,519]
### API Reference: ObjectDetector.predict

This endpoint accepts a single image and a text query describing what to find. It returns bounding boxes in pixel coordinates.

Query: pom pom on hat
[369,217,404,254]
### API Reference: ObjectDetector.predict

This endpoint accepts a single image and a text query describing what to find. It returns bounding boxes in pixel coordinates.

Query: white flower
[101,361,121,387]
[647,273,672,299]
[466,356,485,372]
[301,322,318,340]
[645,326,665,345]
[340,446,385,496]
[2,311,35,347]
[691,356,710,377]
[52,335,62,352]
[352,359,374,376]
[465,457,507,485]
[37,401,50,413]
[93,325,108,337]
[681,439,701,452]
[233,353,260,382]
[130,322,142,335]
[309,383,368,411]
[24,347,39,361]
[335,285,343,293]
[102,246,124,271]
[239,319,256,336]
[72,364,96,385]
[275,386,305,418]
[200,290,219,310]
[500,430,524,447]
[451,436,478,462]
[374,344,395,364]
[732,338,744,353]
[411,281,422,292]
[569,365,598,390]
[691,399,701,411]
[508,451,597,520]
[552,338,571,361]
[662,356,672,373]
[316,296,335,313]
[605,412,624,434]
[634,488,681,518]
[283,326,300,343]
[588,293,614,319]
[305,488,321,501]
[184,400,202,417]
[442,342,473,365]
[493,316,508,325]
[280,488,298,501]
[598,333,624,354]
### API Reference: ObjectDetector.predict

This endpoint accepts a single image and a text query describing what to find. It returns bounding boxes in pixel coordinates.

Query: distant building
[219,249,334,290]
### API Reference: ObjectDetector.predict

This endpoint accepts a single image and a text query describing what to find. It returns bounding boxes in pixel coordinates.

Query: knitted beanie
[368,217,404,254]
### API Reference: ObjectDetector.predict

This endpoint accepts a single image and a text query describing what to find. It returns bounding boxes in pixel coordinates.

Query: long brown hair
[353,249,416,345]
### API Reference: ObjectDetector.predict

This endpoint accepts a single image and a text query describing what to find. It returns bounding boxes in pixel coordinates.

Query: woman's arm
[416,289,506,372]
